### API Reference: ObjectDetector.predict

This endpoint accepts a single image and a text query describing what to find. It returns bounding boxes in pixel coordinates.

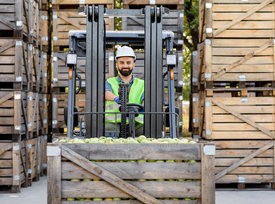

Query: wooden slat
[60,201,199,204]
[216,174,274,184]
[216,166,273,174]
[0,143,12,156]
[215,141,274,180]
[62,145,164,204]
[216,158,273,167]
[213,140,271,149]
[216,149,273,158]
[11,142,21,192]
[62,143,201,160]
[61,162,201,180]
[61,180,201,198]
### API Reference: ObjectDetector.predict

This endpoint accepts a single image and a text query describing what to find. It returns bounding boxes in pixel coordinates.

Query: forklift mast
[66,5,178,139]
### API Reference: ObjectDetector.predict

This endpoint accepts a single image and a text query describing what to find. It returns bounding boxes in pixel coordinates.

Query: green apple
[185,198,192,200]
[93,198,103,201]
[59,139,67,143]
[168,139,177,144]
[178,139,189,144]
[99,136,106,140]
[89,139,98,143]
[171,198,179,200]
[177,179,185,181]
[140,140,150,144]
[156,160,164,162]
[98,140,105,144]
[66,198,75,201]
[127,139,139,144]
[113,198,121,201]
[189,141,197,144]
[150,140,159,144]
[189,160,196,163]
[147,160,155,162]
[175,160,182,162]
[83,179,91,181]
[105,141,114,144]
[162,141,169,143]
[77,198,85,201]
[137,160,146,162]
[168,179,175,181]
[71,179,80,181]
[166,160,174,163]
[138,179,146,181]
[137,135,147,143]
[156,179,165,181]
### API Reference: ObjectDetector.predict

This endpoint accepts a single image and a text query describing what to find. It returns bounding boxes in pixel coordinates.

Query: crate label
[238,176,245,183]
[28,169,32,175]
[205,129,211,135]
[47,146,61,156]
[193,118,199,123]
[37,165,40,171]
[28,96,32,101]
[239,75,246,81]
[192,78,198,83]
[81,81,86,87]
[242,0,248,1]
[52,97,57,103]
[16,41,22,46]
[109,16,114,19]
[41,15,48,20]
[109,56,114,61]
[28,44,33,51]
[16,21,23,27]
[43,163,47,168]
[53,36,58,41]
[42,37,48,41]
[178,81,183,86]
[193,97,198,102]
[205,39,211,44]
[79,0,85,3]
[14,94,21,99]
[206,28,213,33]
[150,0,156,4]
[53,15,58,19]
[44,135,47,141]
[179,13,184,18]
[43,119,48,124]
[178,56,183,62]
[43,54,47,59]
[205,73,211,78]
[43,98,47,103]
[15,126,21,130]
[13,145,20,151]
[44,73,47,78]
[178,40,183,45]
[53,56,57,62]
[53,78,58,83]
[30,29,33,34]
[36,49,39,55]
[52,120,58,125]
[205,3,212,8]
[82,122,85,128]
[205,102,211,107]
[27,144,32,149]
[241,97,248,103]
[179,121,183,126]
[14,175,20,181]
[179,96,183,101]
[16,76,22,82]
[203,145,215,155]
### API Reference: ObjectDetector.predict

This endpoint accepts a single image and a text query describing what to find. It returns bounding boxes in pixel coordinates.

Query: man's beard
[119,68,133,76]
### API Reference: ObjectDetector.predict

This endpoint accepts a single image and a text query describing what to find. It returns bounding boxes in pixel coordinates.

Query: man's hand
[139,105,144,112]
[114,96,120,104]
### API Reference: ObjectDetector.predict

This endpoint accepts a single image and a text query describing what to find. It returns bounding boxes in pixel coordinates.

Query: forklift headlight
[66,54,77,66]
[166,54,176,66]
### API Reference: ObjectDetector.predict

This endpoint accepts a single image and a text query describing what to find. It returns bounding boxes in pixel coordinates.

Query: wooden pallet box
[0,91,28,142]
[0,39,29,90]
[198,39,275,85]
[199,0,275,42]
[122,10,183,50]
[52,52,115,89]
[0,141,28,193]
[52,93,86,132]
[52,9,114,51]
[27,136,44,186]
[42,135,47,174]
[213,140,275,187]
[191,51,199,93]
[132,51,183,88]
[28,93,44,138]
[47,142,215,204]
[203,96,275,140]
[41,10,49,52]
[0,0,40,38]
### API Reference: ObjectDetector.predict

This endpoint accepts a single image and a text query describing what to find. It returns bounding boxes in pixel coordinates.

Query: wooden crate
[52,9,114,51]
[40,0,50,10]
[0,39,29,90]
[52,93,86,133]
[47,142,215,204]
[27,136,44,186]
[28,93,44,138]
[191,51,199,93]
[0,91,28,142]
[199,0,275,42]
[0,141,28,193]
[0,0,40,38]
[122,10,183,50]
[202,96,275,140]
[198,39,275,86]
[42,135,47,174]
[213,140,275,188]
[132,51,183,88]
[52,52,115,89]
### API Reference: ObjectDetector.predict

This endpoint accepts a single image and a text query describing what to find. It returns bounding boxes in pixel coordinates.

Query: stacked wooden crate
[51,0,115,136]
[190,0,275,188]
[122,0,184,134]
[0,1,50,192]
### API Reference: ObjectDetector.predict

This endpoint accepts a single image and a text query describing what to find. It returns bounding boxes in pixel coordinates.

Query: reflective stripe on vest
[105,76,144,124]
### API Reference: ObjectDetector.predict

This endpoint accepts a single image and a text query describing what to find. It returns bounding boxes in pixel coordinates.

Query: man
[105,46,144,136]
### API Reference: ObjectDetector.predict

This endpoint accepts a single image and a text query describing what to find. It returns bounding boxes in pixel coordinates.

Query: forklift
[65,5,180,139]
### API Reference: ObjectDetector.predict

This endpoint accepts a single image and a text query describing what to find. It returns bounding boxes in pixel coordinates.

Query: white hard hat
[115,46,136,62]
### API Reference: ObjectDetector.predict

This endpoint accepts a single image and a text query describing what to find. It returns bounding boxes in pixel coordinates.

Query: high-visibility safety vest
[105,76,144,124]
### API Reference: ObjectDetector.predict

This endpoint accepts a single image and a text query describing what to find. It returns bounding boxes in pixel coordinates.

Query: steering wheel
[119,103,144,116]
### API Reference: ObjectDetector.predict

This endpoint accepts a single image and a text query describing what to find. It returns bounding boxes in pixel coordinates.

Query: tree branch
[183,36,194,51]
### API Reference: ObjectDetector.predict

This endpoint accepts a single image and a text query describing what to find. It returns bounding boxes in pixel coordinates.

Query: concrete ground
[1,177,275,204]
